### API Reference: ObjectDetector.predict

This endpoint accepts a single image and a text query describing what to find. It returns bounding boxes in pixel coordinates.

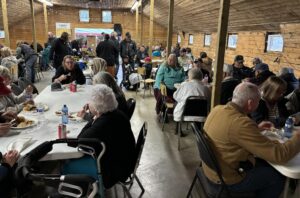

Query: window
[188,34,193,45]
[177,34,181,43]
[227,33,238,49]
[79,10,89,22]
[204,34,211,47]
[102,10,112,23]
[265,33,284,52]
[0,31,4,38]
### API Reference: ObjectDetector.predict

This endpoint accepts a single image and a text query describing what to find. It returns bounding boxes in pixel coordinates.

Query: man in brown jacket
[203,82,300,197]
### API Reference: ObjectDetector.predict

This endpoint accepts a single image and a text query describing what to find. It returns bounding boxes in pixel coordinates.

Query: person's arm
[231,118,300,164]
[52,67,65,82]
[16,47,22,59]
[49,39,57,61]
[154,65,165,88]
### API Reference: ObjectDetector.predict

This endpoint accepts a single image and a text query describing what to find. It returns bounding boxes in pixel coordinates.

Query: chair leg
[187,173,198,197]
[121,185,133,198]
[143,82,146,98]
[162,107,168,131]
[178,122,181,150]
[134,174,145,195]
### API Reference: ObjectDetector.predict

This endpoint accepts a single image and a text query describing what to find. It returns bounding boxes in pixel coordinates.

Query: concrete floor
[34,69,200,198]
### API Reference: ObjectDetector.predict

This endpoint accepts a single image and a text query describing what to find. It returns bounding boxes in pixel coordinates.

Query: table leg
[283,178,290,198]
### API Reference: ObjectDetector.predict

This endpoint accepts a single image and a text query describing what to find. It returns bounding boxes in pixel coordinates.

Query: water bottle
[284,117,294,138]
[36,103,45,127]
[62,104,69,124]
[25,92,33,101]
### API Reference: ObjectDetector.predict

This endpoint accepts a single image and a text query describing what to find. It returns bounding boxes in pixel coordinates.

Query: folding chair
[137,67,155,98]
[177,96,208,150]
[160,83,174,131]
[187,124,255,198]
[127,98,136,120]
[118,122,148,198]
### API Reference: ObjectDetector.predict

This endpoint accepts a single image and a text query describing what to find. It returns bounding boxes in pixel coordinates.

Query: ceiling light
[131,0,140,12]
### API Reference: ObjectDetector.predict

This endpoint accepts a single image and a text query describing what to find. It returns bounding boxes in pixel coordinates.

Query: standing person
[16,42,37,83]
[47,32,56,47]
[173,43,181,57]
[49,32,72,70]
[96,34,118,77]
[232,55,254,81]
[199,52,213,76]
[110,32,120,77]
[136,46,149,66]
[203,82,300,198]
[120,32,137,70]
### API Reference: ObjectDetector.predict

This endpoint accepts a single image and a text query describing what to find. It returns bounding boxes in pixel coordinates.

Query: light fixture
[131,0,140,12]
[37,0,53,6]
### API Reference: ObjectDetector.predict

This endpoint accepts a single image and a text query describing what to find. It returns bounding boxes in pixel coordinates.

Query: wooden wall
[173,23,300,76]
[0,5,167,49]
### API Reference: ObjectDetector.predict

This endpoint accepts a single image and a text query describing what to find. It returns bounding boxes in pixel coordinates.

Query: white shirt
[173,80,211,121]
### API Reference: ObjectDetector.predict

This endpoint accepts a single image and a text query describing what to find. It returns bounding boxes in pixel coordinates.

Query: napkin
[7,137,34,153]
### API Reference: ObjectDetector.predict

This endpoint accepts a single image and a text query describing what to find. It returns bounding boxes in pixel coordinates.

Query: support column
[211,0,231,108]
[149,0,154,56]
[1,0,10,47]
[136,4,139,43]
[166,0,174,57]
[30,0,37,52]
[43,3,49,41]
[140,1,144,45]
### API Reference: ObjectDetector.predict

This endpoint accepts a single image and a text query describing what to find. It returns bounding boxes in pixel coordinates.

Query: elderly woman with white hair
[78,84,135,189]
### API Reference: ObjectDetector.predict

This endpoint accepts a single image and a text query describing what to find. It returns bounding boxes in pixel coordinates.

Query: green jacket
[154,62,185,90]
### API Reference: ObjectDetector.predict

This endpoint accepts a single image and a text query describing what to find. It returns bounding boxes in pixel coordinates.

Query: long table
[0,85,93,161]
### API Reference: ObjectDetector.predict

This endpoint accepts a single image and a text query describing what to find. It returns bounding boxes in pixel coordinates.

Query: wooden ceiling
[142,0,300,32]
[1,0,300,32]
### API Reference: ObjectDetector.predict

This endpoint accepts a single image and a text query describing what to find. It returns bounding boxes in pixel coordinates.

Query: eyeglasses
[65,61,73,64]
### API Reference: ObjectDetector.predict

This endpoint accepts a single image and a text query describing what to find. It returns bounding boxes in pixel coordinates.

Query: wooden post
[211,0,231,108]
[149,0,154,57]
[140,1,144,45]
[30,0,37,52]
[43,3,49,42]
[167,0,174,57]
[136,4,139,44]
[1,0,10,47]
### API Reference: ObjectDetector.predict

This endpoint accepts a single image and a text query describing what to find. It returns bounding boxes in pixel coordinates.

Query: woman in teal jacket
[154,54,185,114]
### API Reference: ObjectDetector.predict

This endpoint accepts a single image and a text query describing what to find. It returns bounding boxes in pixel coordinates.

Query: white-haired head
[232,82,260,113]
[89,84,118,114]
[223,64,233,77]
[188,67,203,81]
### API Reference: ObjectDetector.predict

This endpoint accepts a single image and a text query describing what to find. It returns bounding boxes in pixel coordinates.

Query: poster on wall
[0,31,5,38]
[56,23,71,37]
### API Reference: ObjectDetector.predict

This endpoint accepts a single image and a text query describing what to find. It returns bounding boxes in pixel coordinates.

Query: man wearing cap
[232,55,253,81]
[248,63,275,86]
[120,32,137,70]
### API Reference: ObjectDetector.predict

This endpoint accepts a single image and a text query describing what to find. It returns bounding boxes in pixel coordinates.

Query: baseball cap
[234,55,244,62]
[254,63,269,72]
[144,57,151,62]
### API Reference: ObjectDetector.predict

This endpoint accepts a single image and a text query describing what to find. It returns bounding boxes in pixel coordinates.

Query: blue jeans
[228,159,285,198]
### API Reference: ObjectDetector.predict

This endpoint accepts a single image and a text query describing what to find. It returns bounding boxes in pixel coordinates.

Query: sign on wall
[0,31,5,38]
[56,23,71,37]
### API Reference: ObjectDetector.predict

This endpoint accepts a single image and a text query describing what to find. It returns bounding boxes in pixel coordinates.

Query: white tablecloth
[0,85,94,161]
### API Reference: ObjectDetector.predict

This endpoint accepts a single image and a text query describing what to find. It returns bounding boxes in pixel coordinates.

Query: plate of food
[10,116,38,129]
[23,103,49,112]
[55,111,84,122]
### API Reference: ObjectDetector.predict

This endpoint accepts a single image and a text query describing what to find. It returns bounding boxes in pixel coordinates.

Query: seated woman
[251,76,289,128]
[0,47,18,81]
[154,54,185,114]
[0,67,33,113]
[78,84,135,189]
[52,55,86,85]
[91,57,107,76]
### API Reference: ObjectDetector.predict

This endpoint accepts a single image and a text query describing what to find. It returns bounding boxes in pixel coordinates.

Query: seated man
[220,64,240,105]
[248,63,275,86]
[173,68,211,122]
[78,84,135,189]
[232,55,253,81]
[203,82,300,197]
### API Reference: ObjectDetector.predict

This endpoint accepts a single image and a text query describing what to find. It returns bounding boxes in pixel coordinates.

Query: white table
[0,85,93,161]
[141,59,164,64]
[264,128,300,197]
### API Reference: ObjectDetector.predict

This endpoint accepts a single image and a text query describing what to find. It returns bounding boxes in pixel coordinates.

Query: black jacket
[120,39,137,59]
[52,63,86,85]
[78,110,136,188]
[280,73,299,95]
[220,77,240,105]
[232,65,254,81]
[249,70,275,86]
[49,38,72,69]
[96,40,118,66]
[250,98,289,128]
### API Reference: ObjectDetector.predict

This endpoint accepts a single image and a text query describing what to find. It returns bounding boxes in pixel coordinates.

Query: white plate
[11,118,38,130]
[23,104,49,112]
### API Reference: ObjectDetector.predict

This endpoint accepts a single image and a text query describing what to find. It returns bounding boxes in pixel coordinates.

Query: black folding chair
[127,98,136,120]
[118,122,148,198]
[177,96,208,150]
[187,123,255,198]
